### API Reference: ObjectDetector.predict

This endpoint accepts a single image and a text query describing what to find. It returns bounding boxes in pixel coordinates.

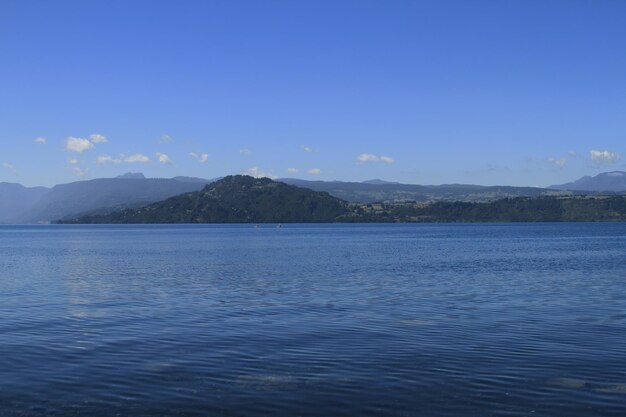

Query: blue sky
[1,0,625,187]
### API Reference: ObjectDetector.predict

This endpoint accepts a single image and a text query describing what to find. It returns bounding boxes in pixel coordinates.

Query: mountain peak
[362,179,400,185]
[550,171,626,192]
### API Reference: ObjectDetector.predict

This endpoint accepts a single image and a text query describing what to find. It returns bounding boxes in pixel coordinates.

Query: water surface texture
[1,224,626,416]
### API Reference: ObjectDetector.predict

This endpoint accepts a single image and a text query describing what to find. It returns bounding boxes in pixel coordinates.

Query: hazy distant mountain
[279,178,554,203]
[63,176,349,224]
[0,183,49,223]
[119,172,211,183]
[362,179,401,185]
[14,176,213,223]
[171,176,217,183]
[116,172,146,179]
[549,171,626,192]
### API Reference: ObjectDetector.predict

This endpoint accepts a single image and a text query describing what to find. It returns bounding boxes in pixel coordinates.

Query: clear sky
[1,0,625,187]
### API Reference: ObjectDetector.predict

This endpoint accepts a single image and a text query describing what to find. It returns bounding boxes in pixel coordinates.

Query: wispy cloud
[89,134,107,143]
[98,153,151,164]
[34,137,47,144]
[96,155,122,164]
[68,158,78,165]
[307,168,321,175]
[357,153,379,162]
[590,149,621,165]
[546,150,578,169]
[287,167,299,174]
[66,137,94,153]
[240,148,252,156]
[2,162,16,171]
[71,166,88,177]
[156,152,172,165]
[159,134,172,143]
[301,145,314,153]
[97,155,111,164]
[244,167,276,179]
[357,153,395,164]
[124,154,150,163]
[189,152,209,163]
[548,157,567,169]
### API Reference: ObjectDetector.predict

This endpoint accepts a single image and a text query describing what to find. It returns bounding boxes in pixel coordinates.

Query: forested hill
[349,196,626,223]
[62,175,350,224]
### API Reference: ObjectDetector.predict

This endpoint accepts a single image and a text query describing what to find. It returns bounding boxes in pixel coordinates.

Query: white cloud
[307,168,321,175]
[357,153,379,162]
[590,149,621,165]
[156,152,172,165]
[287,167,299,174]
[68,158,78,165]
[66,136,94,153]
[96,154,122,164]
[189,152,209,163]
[239,148,252,156]
[244,167,277,179]
[66,134,107,152]
[301,145,314,153]
[3,162,15,170]
[159,134,172,143]
[34,137,47,144]
[71,166,88,177]
[124,154,150,163]
[357,153,395,164]
[548,157,567,169]
[547,151,578,169]
[100,153,153,164]
[89,134,107,143]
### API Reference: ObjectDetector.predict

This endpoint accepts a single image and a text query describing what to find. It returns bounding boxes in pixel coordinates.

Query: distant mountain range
[0,173,211,224]
[549,171,626,192]
[1,171,624,224]
[279,178,556,203]
[0,183,49,224]
[62,176,626,224]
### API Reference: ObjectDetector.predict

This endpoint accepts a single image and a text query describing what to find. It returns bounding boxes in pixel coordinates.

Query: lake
[1,223,626,416]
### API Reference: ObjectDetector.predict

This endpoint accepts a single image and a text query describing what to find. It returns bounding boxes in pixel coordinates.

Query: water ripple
[1,223,626,416]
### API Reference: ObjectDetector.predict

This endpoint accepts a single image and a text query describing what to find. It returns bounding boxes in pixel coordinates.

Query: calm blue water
[1,223,626,416]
